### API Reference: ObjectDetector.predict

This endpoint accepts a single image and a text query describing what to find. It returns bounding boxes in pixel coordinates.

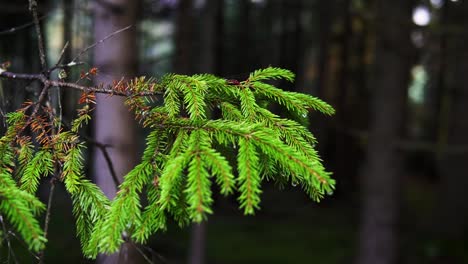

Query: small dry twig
[70,25,133,64]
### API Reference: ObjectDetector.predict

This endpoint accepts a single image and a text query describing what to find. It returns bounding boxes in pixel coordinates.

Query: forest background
[1,0,467,263]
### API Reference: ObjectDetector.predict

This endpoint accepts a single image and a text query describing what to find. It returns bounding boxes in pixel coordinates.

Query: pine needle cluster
[0,67,335,257]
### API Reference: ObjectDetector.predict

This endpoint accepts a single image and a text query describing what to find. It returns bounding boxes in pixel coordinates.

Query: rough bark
[357,1,412,264]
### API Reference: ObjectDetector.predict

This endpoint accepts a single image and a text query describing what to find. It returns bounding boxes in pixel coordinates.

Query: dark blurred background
[1,0,468,263]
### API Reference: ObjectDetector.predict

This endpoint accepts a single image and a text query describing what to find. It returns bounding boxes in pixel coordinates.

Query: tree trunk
[196,0,218,74]
[436,0,468,238]
[357,1,411,264]
[188,222,207,264]
[174,0,194,74]
[334,0,351,181]
[312,0,334,154]
[92,0,143,263]
[61,0,76,119]
[187,0,220,263]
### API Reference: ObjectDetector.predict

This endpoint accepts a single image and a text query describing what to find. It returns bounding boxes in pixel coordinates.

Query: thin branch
[57,87,63,132]
[141,244,168,264]
[129,242,154,264]
[92,140,121,188]
[69,128,120,188]
[37,178,56,264]
[29,0,48,71]
[57,121,120,188]
[0,12,50,36]
[70,25,133,64]
[43,179,56,238]
[0,71,162,97]
[54,41,70,69]
[0,215,20,264]
[22,83,51,133]
[48,79,155,96]
[6,231,40,260]
[0,71,43,81]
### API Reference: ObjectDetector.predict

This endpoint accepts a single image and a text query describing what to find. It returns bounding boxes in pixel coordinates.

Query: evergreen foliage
[0,67,335,257]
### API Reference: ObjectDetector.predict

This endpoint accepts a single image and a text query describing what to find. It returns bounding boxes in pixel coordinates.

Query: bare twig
[7,231,40,260]
[0,215,20,264]
[70,25,133,64]
[37,178,56,264]
[0,70,162,97]
[141,244,168,264]
[54,41,70,69]
[29,0,48,71]
[0,71,43,81]
[129,242,154,264]
[43,179,56,238]
[101,146,120,188]
[92,140,121,188]
[0,12,50,36]
[56,121,120,188]
[57,87,63,131]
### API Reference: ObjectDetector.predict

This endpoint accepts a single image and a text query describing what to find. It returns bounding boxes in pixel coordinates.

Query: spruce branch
[132,188,167,243]
[184,130,214,221]
[20,150,54,194]
[237,138,262,214]
[1,63,336,258]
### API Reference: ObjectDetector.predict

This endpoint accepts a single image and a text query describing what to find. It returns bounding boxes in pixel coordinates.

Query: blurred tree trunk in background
[279,0,300,81]
[422,3,447,143]
[436,0,468,238]
[92,0,143,263]
[214,0,225,76]
[357,1,411,264]
[262,0,281,71]
[62,0,76,119]
[188,0,222,263]
[196,0,218,74]
[334,0,351,186]
[295,0,319,95]
[188,221,207,264]
[312,0,334,154]
[316,0,332,98]
[174,0,194,74]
